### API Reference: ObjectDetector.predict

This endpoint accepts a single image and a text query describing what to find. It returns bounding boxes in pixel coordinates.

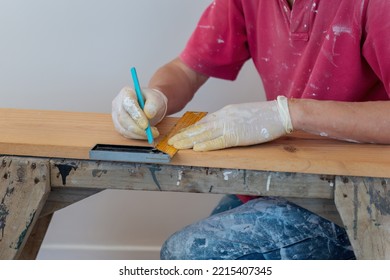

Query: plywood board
[0,108,390,178]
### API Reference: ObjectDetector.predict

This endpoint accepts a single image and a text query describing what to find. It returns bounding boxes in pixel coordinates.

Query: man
[112,0,390,259]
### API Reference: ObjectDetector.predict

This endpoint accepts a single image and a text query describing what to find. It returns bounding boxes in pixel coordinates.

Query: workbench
[0,108,389,259]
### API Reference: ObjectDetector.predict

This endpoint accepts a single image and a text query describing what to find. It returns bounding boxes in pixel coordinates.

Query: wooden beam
[0,157,50,259]
[288,197,342,226]
[50,159,335,199]
[17,214,53,260]
[1,108,390,178]
[335,176,390,259]
[41,187,103,216]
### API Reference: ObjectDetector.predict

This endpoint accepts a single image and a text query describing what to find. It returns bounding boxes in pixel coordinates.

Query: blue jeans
[160,195,355,260]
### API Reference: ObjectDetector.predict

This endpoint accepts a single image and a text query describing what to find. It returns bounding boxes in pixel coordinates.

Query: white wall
[0,0,265,259]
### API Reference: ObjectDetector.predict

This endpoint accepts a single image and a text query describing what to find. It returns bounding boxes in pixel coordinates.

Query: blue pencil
[130,67,154,145]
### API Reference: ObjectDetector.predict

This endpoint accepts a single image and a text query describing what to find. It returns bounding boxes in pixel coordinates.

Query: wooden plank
[0,108,129,160]
[18,214,53,260]
[288,197,342,226]
[0,157,50,259]
[0,108,390,178]
[41,187,103,216]
[49,159,335,199]
[17,187,102,259]
[49,158,341,224]
[334,176,390,259]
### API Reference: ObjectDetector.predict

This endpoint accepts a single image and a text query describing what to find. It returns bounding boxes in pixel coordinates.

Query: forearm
[148,57,209,115]
[289,98,390,144]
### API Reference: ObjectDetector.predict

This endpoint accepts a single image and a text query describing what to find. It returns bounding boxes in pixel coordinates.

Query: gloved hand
[168,96,293,151]
[112,86,168,139]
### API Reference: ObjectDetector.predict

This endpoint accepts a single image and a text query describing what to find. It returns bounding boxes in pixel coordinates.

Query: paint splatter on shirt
[180,0,390,102]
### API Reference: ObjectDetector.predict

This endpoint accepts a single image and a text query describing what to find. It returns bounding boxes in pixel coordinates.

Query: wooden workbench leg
[17,186,104,259]
[17,213,53,259]
[0,157,50,259]
[334,176,390,259]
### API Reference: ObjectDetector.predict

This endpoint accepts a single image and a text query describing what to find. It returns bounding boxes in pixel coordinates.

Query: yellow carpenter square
[156,111,207,158]
[89,111,207,163]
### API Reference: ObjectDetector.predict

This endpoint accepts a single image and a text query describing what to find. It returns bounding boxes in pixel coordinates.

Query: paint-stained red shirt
[180,0,390,102]
[180,0,390,204]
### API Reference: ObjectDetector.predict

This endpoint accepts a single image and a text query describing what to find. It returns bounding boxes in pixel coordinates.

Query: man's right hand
[111,86,168,139]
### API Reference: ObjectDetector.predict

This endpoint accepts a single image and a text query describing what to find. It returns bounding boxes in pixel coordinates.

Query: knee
[160,225,209,260]
[160,230,203,260]
[160,235,178,260]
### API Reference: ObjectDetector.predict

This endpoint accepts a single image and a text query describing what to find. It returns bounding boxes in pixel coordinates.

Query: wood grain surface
[1,108,389,178]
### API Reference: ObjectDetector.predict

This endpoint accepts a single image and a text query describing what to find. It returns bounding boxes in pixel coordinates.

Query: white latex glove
[168,96,293,151]
[112,86,168,139]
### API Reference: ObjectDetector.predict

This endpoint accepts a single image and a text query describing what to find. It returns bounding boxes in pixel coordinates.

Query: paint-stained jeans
[160,195,355,260]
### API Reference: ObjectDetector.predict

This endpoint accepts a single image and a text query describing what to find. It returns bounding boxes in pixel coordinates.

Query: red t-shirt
[179,0,390,203]
[180,0,390,102]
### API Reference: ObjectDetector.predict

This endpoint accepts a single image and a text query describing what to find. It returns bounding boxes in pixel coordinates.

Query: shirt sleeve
[179,0,250,80]
[362,0,390,97]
